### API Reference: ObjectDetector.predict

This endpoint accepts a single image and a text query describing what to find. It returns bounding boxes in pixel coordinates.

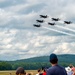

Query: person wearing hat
[16,67,26,75]
[47,53,67,75]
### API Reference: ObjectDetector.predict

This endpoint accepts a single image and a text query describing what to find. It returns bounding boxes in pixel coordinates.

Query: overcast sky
[0,0,75,61]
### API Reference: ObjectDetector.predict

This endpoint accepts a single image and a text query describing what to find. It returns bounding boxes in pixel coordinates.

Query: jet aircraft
[52,18,60,21]
[48,22,55,26]
[33,24,41,27]
[40,15,48,18]
[64,21,72,24]
[36,20,44,23]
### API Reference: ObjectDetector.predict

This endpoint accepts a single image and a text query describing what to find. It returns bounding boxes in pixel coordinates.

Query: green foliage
[0,54,75,70]
[0,62,12,70]
[11,62,50,70]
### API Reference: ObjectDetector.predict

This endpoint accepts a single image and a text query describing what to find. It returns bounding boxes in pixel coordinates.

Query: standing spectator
[65,66,73,75]
[27,73,32,75]
[43,69,46,75]
[69,64,75,75]
[16,67,26,75]
[36,69,42,75]
[47,53,67,75]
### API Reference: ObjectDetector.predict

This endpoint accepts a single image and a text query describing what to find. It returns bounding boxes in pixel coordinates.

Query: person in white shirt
[65,66,73,75]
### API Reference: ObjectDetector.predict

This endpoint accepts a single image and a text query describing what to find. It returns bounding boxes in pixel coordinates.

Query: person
[47,53,67,75]
[36,69,42,75]
[43,69,46,75]
[65,66,73,75]
[27,73,32,75]
[16,67,26,75]
[69,64,75,75]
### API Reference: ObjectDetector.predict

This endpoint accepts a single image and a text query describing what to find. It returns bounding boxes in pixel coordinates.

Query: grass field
[0,70,37,75]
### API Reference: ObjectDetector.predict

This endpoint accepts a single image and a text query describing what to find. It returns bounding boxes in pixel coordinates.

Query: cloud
[0,0,75,60]
[54,42,75,54]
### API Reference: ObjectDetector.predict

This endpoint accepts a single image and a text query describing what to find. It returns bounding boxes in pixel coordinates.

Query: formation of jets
[33,15,72,27]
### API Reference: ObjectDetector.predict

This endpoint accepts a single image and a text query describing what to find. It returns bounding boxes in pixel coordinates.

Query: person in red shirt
[43,69,46,75]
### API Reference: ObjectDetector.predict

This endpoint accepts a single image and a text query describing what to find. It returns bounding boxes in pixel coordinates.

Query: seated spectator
[16,67,26,75]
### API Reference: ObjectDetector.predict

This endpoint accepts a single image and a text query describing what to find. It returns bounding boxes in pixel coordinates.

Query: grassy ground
[0,70,37,75]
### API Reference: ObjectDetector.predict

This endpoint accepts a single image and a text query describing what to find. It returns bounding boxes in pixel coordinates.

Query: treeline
[0,61,75,70]
[0,62,12,70]
[0,54,75,70]
[0,62,50,70]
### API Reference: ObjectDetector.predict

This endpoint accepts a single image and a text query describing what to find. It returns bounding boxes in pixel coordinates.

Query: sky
[0,0,75,61]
